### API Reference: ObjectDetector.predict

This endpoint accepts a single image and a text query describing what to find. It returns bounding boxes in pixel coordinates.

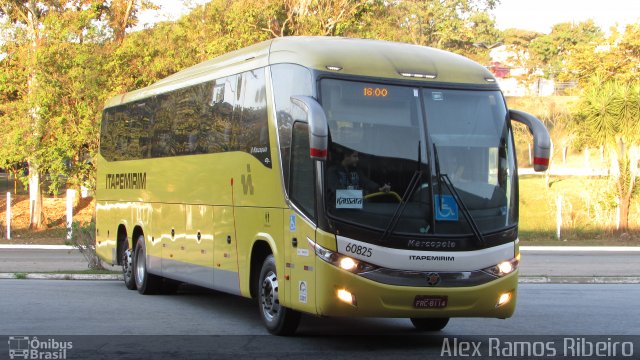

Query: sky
[139,0,640,34]
[493,0,640,33]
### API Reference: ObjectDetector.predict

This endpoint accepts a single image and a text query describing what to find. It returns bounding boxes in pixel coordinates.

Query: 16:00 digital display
[363,87,388,97]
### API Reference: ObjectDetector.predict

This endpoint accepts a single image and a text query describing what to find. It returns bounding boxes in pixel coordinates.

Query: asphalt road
[1,280,638,335]
[0,280,638,359]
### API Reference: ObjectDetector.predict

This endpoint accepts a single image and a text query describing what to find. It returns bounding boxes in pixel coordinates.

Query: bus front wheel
[410,317,450,331]
[258,255,300,336]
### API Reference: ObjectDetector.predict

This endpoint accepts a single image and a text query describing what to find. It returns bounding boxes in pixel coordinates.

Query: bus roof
[105,36,497,108]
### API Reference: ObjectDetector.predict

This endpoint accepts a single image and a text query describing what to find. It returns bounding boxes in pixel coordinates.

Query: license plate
[414,295,448,309]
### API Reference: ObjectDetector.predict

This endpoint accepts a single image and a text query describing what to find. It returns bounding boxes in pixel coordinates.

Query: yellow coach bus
[96,36,550,335]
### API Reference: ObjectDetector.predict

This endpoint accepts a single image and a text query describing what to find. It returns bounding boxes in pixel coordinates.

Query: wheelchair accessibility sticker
[435,195,458,221]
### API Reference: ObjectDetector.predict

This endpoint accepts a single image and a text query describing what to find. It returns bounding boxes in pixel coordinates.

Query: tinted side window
[238,69,271,168]
[99,109,116,160]
[99,68,271,164]
[210,75,238,152]
[290,122,315,218]
[173,84,210,156]
[270,64,313,187]
[100,99,154,161]
[152,93,174,157]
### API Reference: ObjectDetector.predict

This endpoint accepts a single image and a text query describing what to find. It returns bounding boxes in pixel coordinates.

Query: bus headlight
[339,257,357,271]
[309,239,377,274]
[482,257,519,277]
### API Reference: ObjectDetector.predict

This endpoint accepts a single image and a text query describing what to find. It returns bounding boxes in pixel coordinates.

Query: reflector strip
[533,157,549,166]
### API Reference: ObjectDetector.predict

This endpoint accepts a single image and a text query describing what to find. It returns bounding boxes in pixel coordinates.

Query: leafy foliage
[576,79,640,231]
[66,220,104,270]
[528,20,604,80]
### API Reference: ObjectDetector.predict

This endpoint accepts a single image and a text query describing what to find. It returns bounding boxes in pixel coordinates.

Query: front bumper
[314,257,518,319]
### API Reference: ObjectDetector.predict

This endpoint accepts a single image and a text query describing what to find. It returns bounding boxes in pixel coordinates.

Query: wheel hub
[123,248,133,280]
[260,271,280,321]
[135,247,145,285]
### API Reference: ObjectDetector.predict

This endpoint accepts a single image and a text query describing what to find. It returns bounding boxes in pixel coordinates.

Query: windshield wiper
[432,143,486,248]
[380,142,423,243]
[433,144,444,212]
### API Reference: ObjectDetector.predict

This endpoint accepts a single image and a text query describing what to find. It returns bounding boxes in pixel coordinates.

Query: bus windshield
[320,79,517,237]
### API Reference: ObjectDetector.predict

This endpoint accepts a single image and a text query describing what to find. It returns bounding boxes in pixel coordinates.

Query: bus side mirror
[509,109,551,172]
[291,96,328,161]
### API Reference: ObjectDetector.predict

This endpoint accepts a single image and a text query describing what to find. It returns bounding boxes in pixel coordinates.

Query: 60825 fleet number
[345,243,373,257]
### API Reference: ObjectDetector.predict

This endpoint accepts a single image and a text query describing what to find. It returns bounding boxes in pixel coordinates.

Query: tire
[258,255,300,335]
[122,242,136,290]
[134,236,162,295]
[410,317,450,331]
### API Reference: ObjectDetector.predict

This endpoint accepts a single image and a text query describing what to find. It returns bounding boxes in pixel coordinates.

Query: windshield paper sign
[435,195,458,221]
[336,189,363,209]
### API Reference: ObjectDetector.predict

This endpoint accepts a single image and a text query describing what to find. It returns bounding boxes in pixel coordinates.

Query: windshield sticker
[432,92,444,101]
[435,195,459,221]
[336,189,363,209]
[413,89,419,97]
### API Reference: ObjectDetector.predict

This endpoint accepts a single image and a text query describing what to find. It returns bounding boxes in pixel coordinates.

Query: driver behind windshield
[327,149,391,194]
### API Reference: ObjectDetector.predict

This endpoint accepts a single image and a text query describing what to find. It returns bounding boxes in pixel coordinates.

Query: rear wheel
[134,236,162,295]
[258,255,300,335]
[410,317,450,331]
[122,242,136,290]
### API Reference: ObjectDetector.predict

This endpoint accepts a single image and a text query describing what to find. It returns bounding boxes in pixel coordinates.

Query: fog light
[497,292,512,307]
[337,289,356,305]
[339,257,357,271]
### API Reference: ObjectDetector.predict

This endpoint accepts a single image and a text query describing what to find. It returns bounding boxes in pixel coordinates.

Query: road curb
[0,244,76,250]
[519,276,640,284]
[0,273,121,280]
[520,246,640,252]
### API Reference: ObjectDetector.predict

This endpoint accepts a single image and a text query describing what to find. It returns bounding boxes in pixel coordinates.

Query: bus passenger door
[213,206,240,295]
[284,212,316,313]
[283,121,318,313]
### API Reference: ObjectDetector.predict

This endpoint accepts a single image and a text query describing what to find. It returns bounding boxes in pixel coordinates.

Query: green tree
[567,23,640,86]
[105,0,157,44]
[256,0,363,37]
[577,79,640,232]
[528,20,604,80]
[0,1,149,227]
[500,28,543,84]
[0,0,68,228]
[357,0,500,61]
